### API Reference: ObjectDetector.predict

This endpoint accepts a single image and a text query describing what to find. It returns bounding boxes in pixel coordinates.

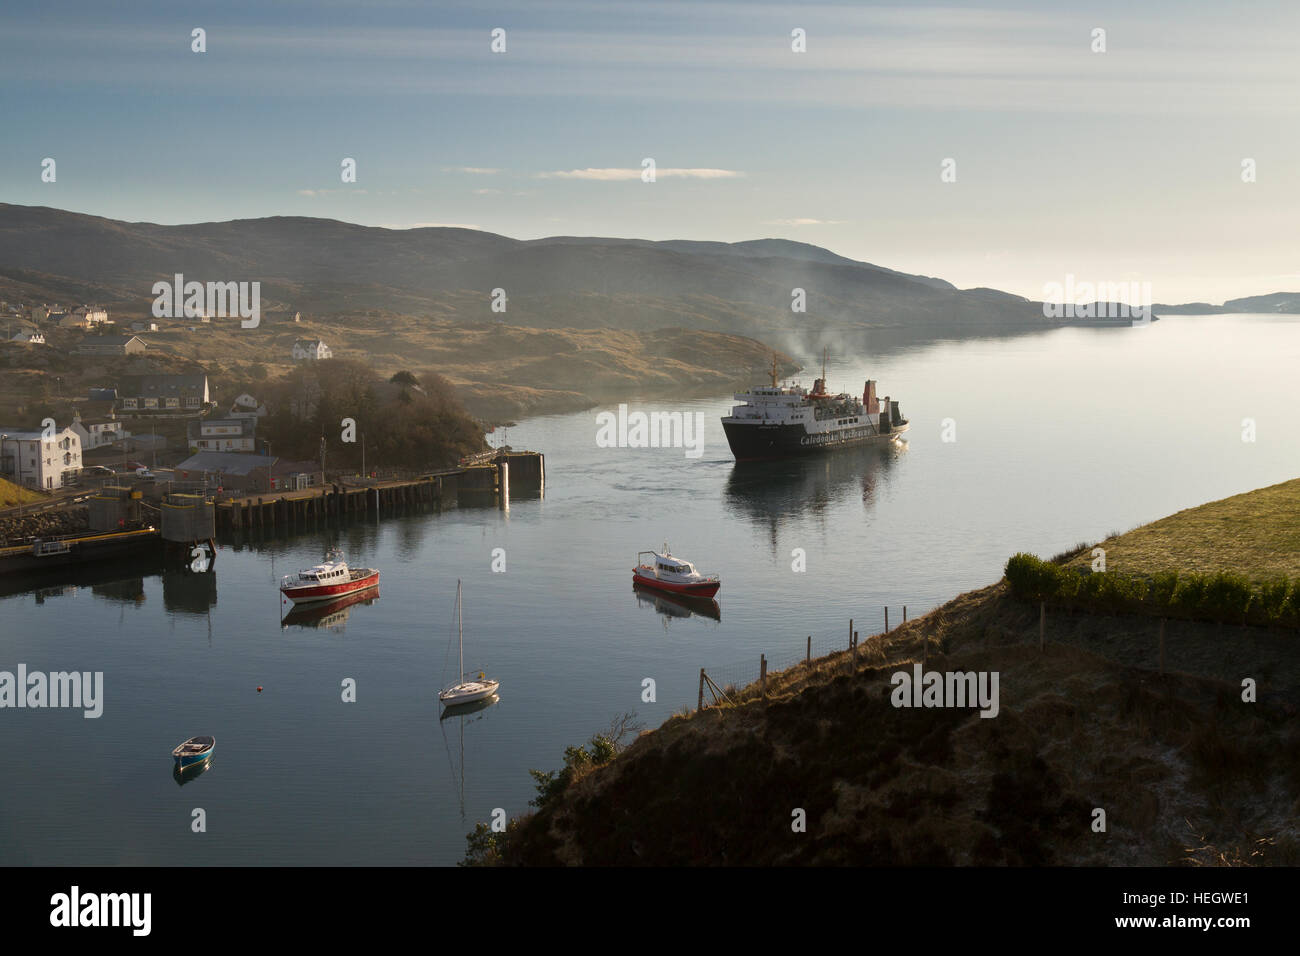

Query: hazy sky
[2,0,1297,303]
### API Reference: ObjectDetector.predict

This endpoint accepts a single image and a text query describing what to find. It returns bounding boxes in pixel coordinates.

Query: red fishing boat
[279,549,379,605]
[632,545,720,598]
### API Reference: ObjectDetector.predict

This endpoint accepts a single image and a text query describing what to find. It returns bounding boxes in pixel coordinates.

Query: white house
[292,338,332,361]
[11,330,45,344]
[70,411,128,451]
[228,393,267,419]
[130,321,160,333]
[0,426,83,490]
[59,306,110,329]
[187,417,256,453]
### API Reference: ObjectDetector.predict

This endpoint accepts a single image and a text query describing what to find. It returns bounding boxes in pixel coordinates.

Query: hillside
[1,204,1086,341]
[477,483,1300,866]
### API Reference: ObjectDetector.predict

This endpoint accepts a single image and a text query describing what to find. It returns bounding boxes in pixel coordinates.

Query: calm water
[2,314,1297,865]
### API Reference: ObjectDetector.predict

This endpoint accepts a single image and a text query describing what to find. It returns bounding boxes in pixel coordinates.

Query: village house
[10,329,45,344]
[117,374,211,413]
[0,426,83,490]
[130,321,160,333]
[228,393,268,419]
[70,410,128,451]
[292,338,332,361]
[187,417,256,453]
[59,305,111,329]
[75,334,147,356]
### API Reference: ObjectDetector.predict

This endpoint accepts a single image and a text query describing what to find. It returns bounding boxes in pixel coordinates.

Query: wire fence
[698,610,919,708]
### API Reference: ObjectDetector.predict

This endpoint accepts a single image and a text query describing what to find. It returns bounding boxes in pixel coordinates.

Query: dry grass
[0,476,45,509]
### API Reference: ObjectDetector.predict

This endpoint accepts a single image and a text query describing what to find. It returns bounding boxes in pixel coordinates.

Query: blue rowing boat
[172,735,215,770]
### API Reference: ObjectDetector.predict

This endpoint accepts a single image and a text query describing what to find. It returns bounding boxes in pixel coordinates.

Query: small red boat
[632,546,720,598]
[280,549,379,605]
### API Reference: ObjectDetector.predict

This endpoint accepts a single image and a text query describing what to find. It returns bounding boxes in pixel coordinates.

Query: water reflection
[172,756,214,787]
[632,582,721,625]
[280,587,380,632]
[162,569,217,615]
[439,694,499,822]
[723,442,905,551]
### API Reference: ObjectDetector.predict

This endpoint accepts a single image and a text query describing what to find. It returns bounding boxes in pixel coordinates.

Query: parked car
[81,465,114,477]
[135,468,157,482]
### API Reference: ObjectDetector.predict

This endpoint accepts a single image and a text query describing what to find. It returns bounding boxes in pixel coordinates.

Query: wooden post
[697,668,705,712]
[884,607,889,633]
[852,631,858,669]
[1039,602,1046,651]
[903,605,907,623]
[849,618,853,647]
[1159,618,1166,674]
[760,655,767,699]
[806,635,811,665]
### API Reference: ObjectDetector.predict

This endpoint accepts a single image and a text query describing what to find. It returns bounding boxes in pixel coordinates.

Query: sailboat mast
[457,579,464,682]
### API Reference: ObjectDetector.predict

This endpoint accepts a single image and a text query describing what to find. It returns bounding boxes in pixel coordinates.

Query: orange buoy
[257,686,263,693]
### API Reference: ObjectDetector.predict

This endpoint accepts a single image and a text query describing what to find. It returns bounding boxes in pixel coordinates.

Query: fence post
[760,654,767,699]
[1039,602,1046,651]
[698,668,705,712]
[852,631,858,669]
[806,635,811,665]
[884,607,889,633]
[849,618,853,648]
[903,605,907,623]
[1159,618,1166,674]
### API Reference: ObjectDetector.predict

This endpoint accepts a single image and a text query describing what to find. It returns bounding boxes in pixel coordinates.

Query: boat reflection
[632,582,721,623]
[723,442,904,551]
[280,586,379,631]
[439,693,499,821]
[172,756,213,787]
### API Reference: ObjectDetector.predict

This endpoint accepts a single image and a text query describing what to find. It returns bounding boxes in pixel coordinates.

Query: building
[187,417,256,453]
[70,411,128,451]
[174,451,276,493]
[292,338,332,361]
[228,393,268,419]
[117,374,210,413]
[130,321,160,333]
[270,459,321,491]
[59,306,111,329]
[0,426,83,490]
[75,334,147,356]
[11,330,45,344]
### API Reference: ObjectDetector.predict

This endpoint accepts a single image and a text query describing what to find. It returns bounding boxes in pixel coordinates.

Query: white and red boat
[632,546,720,598]
[279,549,379,605]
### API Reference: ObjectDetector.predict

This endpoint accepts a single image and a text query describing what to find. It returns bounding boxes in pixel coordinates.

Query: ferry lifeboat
[632,546,720,598]
[280,548,380,605]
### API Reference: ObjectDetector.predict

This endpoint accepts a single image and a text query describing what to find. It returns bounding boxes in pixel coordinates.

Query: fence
[697,607,914,710]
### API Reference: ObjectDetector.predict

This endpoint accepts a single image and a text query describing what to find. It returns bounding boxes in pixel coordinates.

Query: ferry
[279,549,380,605]
[721,355,908,461]
[633,546,721,598]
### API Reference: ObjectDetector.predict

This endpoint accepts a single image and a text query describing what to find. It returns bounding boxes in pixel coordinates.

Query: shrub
[1203,571,1255,624]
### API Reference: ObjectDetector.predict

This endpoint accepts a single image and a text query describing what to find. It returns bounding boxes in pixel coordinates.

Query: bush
[1003,550,1296,630]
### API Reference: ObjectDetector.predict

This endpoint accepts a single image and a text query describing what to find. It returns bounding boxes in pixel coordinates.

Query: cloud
[473,188,502,195]
[297,188,367,197]
[537,168,744,180]
[763,218,847,226]
[442,166,501,175]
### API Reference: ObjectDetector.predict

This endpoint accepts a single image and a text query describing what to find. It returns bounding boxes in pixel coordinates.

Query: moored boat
[438,580,501,707]
[279,548,379,605]
[171,735,215,770]
[633,546,720,598]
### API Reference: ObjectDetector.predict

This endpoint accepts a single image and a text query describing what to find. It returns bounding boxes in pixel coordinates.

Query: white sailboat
[438,579,500,707]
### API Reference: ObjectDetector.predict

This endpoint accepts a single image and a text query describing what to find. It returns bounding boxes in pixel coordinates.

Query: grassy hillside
[1065,479,1300,579]
[0,476,44,509]
[474,481,1300,866]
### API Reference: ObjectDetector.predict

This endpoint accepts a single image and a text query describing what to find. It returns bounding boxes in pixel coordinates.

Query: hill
[1,203,1091,341]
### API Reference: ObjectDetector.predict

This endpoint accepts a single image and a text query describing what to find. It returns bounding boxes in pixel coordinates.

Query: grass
[0,476,44,509]
[1066,478,1300,580]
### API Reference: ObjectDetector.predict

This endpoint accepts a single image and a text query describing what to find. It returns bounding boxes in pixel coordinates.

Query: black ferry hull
[722,420,907,462]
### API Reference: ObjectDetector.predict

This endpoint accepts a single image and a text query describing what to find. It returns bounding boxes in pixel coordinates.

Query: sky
[2,0,1298,304]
